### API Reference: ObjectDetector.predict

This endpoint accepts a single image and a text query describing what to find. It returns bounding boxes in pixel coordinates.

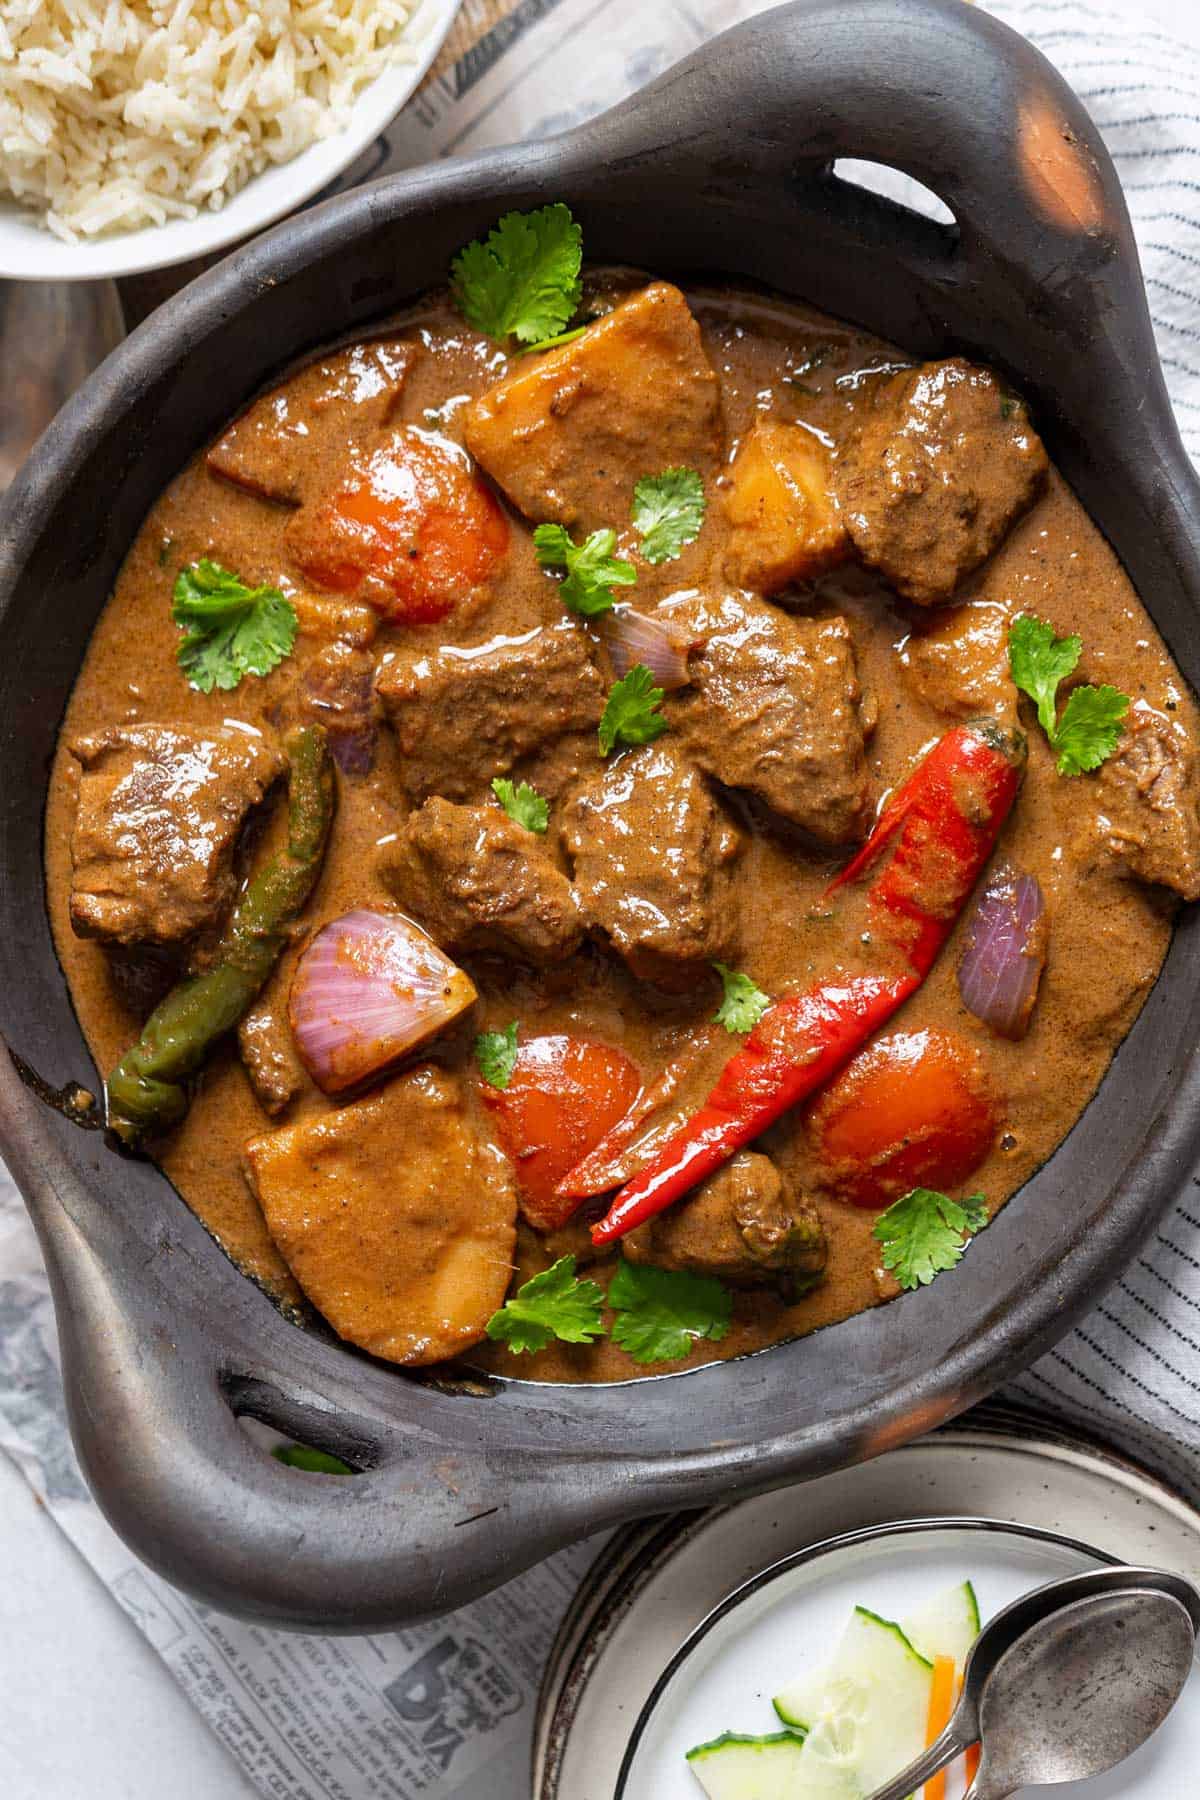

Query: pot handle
[583,0,1130,266]
[1,1045,596,1631]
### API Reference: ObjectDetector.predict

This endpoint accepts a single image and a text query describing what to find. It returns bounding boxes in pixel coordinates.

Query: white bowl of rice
[0,0,461,281]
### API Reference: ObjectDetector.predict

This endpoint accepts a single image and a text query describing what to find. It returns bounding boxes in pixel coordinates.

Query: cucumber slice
[900,1580,981,1670]
[684,1729,809,1798]
[772,1605,932,1793]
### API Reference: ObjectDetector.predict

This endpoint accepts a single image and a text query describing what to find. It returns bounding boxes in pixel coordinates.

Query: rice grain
[0,0,420,242]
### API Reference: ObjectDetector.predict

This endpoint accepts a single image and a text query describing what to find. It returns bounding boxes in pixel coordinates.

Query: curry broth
[44,278,1186,1381]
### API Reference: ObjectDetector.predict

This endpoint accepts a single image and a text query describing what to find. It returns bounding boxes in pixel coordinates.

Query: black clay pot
[2,0,1199,1631]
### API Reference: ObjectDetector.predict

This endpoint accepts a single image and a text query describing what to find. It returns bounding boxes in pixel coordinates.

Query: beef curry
[44,212,1200,1382]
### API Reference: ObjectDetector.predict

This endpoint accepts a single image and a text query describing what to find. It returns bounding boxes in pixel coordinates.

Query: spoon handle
[863,1723,971,1800]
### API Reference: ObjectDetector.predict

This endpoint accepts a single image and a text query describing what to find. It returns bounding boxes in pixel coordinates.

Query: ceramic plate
[536,1408,1200,1799]
[620,1520,1197,1798]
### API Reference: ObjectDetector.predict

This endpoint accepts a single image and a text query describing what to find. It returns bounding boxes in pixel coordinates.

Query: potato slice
[244,1067,517,1365]
[723,419,848,593]
[465,281,723,533]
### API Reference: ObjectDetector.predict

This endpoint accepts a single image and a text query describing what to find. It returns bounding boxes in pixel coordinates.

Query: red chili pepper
[589,721,1025,1248]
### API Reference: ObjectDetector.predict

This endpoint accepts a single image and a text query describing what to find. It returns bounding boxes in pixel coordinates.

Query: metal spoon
[867,1566,1199,1800]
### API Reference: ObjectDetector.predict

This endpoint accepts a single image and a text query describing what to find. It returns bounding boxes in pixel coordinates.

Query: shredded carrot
[923,1655,957,1800]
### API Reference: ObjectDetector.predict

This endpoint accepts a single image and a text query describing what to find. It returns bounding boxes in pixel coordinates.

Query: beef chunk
[1095,702,1200,899]
[899,600,1015,720]
[244,1066,518,1366]
[301,641,378,775]
[562,741,742,989]
[68,724,284,946]
[661,591,872,843]
[238,968,307,1116]
[382,796,582,964]
[723,419,849,593]
[835,359,1048,605]
[206,337,415,505]
[464,282,723,533]
[377,620,604,804]
[624,1151,827,1288]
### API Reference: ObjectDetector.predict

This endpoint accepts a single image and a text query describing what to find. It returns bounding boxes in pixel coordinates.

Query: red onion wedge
[957,868,1048,1040]
[595,603,693,689]
[289,909,476,1094]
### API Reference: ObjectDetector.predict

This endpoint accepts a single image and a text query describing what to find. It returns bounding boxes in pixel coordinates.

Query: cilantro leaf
[450,204,582,348]
[712,963,771,1034]
[1008,614,1128,776]
[598,664,668,756]
[533,523,637,617]
[1051,683,1130,776]
[1008,614,1082,738]
[272,1443,354,1475]
[484,1255,606,1354]
[873,1188,988,1292]
[608,1259,733,1365]
[632,467,706,564]
[520,324,588,355]
[474,1022,520,1090]
[492,776,549,834]
[172,558,297,694]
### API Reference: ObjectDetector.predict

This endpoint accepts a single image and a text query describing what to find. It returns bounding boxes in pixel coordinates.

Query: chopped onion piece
[289,909,476,1094]
[957,869,1047,1040]
[595,604,692,689]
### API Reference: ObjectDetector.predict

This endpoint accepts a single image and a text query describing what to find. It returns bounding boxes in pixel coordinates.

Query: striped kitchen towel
[984,0,1200,1491]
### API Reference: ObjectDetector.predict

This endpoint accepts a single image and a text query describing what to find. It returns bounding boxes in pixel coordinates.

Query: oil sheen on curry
[45,219,1200,1383]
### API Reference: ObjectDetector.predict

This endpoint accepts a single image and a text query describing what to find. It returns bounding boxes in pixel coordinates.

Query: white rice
[0,0,419,242]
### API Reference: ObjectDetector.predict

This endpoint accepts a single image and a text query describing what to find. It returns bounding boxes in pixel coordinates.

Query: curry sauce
[43,275,1197,1382]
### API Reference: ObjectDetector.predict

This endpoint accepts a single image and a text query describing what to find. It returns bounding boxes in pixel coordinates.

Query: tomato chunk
[480,1034,642,1231]
[286,426,509,623]
[807,1027,997,1209]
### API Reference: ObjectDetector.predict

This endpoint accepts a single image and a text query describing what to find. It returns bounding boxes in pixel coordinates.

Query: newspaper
[335,0,774,177]
[0,1165,597,1800]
